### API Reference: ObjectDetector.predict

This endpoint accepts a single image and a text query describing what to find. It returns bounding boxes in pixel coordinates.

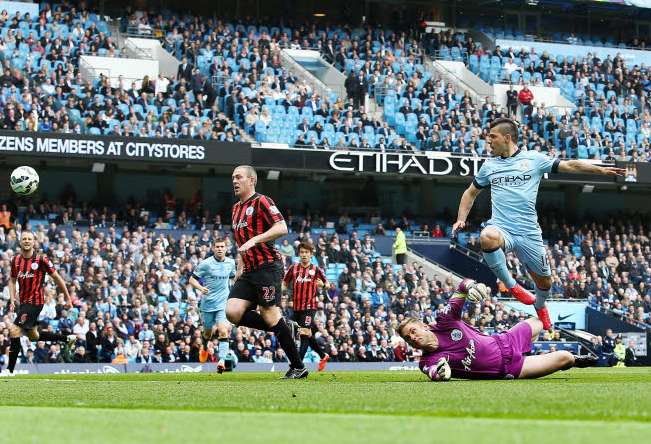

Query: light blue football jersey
[473,149,559,236]
[193,256,236,311]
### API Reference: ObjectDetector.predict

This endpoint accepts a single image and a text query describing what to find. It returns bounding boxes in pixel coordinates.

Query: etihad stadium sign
[328,151,484,176]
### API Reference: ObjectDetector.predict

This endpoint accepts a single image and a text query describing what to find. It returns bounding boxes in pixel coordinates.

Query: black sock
[299,335,309,360]
[271,318,303,369]
[309,336,326,359]
[8,338,21,373]
[238,311,269,331]
[38,332,68,342]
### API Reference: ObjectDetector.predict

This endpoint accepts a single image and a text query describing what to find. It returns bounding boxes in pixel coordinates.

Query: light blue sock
[482,248,517,288]
[218,339,229,359]
[534,287,550,310]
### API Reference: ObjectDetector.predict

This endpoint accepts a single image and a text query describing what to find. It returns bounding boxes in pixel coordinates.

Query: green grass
[1,368,650,444]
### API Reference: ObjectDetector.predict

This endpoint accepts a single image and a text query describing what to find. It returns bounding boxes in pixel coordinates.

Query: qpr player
[226,165,307,379]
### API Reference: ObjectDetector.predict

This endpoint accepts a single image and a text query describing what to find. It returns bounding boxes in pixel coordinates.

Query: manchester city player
[453,118,624,330]
[189,237,237,373]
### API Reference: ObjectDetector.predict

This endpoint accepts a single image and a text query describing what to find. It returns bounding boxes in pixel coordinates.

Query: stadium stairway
[407,247,463,287]
[409,237,496,290]
[425,54,492,106]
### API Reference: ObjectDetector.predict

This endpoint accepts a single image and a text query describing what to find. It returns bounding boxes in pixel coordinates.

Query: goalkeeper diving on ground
[398,279,597,381]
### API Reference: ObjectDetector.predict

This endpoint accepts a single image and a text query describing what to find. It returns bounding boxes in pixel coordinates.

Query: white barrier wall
[436,60,493,99]
[496,38,651,67]
[125,38,179,79]
[79,56,159,89]
[0,1,38,16]
[493,83,575,114]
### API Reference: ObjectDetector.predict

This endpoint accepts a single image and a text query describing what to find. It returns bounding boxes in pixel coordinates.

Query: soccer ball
[10,166,39,196]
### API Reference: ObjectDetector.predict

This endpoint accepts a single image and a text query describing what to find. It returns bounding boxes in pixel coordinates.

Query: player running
[453,117,625,330]
[399,279,597,381]
[226,165,308,379]
[283,242,330,371]
[6,231,76,374]
[189,237,236,373]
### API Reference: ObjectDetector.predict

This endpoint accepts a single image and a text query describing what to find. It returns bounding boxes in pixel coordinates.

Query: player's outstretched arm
[557,160,626,177]
[452,183,483,236]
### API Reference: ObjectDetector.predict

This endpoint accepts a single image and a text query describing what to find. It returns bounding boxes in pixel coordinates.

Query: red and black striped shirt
[10,253,56,305]
[283,263,327,311]
[232,193,283,272]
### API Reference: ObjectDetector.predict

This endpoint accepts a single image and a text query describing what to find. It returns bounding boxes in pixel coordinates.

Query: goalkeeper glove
[427,357,452,381]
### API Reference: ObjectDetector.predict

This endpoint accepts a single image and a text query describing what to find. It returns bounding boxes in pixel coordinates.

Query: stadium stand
[429,28,651,161]
[0,4,649,160]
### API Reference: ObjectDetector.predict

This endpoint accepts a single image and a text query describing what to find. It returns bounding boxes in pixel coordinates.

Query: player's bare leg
[518,351,597,379]
[227,298,268,330]
[216,321,231,374]
[480,227,535,305]
[518,318,596,378]
[529,270,553,331]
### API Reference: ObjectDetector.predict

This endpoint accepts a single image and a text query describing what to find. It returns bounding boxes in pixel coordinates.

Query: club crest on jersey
[30,262,39,270]
[308,269,315,276]
[451,329,463,341]
[245,207,254,216]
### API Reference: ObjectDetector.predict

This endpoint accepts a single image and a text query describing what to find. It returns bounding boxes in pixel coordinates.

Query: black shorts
[293,309,316,329]
[15,303,43,330]
[229,262,283,308]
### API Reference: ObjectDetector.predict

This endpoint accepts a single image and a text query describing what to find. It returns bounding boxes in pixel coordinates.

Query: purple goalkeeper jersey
[419,297,515,380]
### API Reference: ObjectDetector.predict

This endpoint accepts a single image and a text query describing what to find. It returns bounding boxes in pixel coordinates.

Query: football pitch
[1,368,650,444]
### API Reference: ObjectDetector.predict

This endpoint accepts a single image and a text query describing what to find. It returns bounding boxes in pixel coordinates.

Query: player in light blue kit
[453,117,624,330]
[189,238,236,373]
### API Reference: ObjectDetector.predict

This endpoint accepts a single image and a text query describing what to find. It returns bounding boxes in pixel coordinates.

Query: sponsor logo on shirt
[451,329,463,341]
[461,339,476,372]
[296,276,313,283]
[234,220,248,230]
[491,174,532,186]
[17,271,35,279]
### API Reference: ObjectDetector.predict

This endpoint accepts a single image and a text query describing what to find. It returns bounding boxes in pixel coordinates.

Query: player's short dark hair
[490,117,519,143]
[213,237,226,244]
[298,242,314,253]
[234,165,257,184]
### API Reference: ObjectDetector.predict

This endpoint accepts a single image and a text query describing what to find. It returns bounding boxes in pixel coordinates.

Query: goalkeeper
[398,279,597,381]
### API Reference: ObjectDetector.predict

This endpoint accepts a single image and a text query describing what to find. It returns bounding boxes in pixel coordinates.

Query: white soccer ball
[10,166,39,196]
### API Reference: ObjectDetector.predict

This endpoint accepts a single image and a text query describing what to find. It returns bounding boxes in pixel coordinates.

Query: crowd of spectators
[1,3,650,160]
[0,3,246,141]
[0,195,580,363]
[429,28,651,160]
[1,196,648,367]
